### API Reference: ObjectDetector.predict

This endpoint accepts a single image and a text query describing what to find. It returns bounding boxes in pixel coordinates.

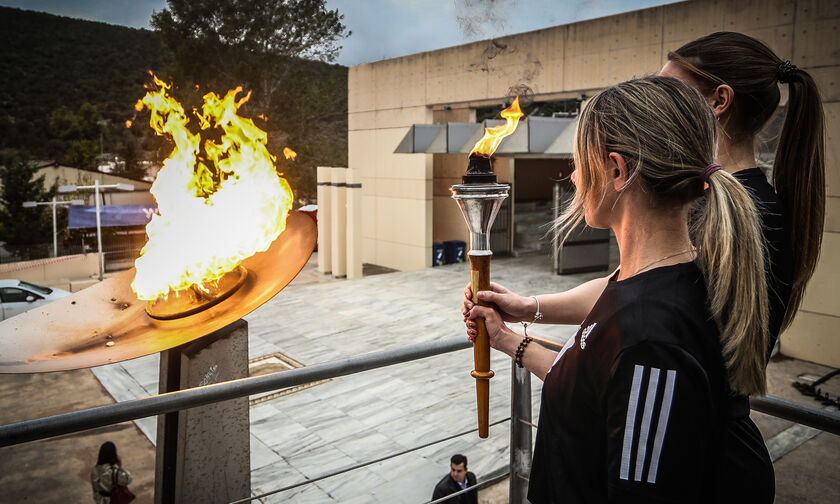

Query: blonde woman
[467,31,825,361]
[465,77,773,502]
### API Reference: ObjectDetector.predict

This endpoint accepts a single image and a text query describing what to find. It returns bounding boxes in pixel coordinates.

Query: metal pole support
[51,196,58,258]
[509,361,532,504]
[155,319,251,503]
[94,180,104,281]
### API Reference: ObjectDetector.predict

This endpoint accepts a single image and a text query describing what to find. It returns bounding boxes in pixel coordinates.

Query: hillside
[0,6,348,204]
[0,7,161,154]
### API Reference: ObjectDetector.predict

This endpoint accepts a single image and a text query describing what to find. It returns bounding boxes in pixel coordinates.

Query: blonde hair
[559,76,769,395]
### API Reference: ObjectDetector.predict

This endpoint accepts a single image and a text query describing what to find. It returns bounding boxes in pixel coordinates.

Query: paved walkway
[91,253,600,503]
[3,253,837,503]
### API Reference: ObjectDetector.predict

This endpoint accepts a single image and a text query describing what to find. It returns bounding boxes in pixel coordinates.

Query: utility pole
[58,182,134,280]
[22,197,84,257]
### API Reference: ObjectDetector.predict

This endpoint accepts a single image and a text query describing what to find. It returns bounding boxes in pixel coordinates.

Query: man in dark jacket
[431,454,478,504]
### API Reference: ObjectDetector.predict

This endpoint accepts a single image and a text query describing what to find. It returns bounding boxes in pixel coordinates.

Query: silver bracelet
[520,295,543,336]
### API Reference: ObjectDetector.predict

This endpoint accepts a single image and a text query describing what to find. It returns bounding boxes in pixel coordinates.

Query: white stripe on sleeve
[619,365,645,480]
[646,369,677,484]
[634,367,661,481]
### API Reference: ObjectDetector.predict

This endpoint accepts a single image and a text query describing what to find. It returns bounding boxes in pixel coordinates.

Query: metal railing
[1,336,839,503]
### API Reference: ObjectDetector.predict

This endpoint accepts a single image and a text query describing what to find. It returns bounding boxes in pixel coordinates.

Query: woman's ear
[709,84,734,119]
[607,152,629,191]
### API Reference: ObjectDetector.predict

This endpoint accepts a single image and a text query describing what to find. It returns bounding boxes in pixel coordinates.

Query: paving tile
[260,484,334,504]
[285,443,358,481]
[250,459,308,499]
[251,433,283,470]
[315,467,388,501]
[91,255,599,503]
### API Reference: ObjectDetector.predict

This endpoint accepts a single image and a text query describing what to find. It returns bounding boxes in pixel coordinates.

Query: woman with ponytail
[663,31,824,350]
[465,32,825,360]
[465,76,773,502]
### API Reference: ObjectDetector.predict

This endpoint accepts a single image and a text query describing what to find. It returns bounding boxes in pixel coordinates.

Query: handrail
[0,337,470,447]
[750,395,840,435]
[2,337,839,450]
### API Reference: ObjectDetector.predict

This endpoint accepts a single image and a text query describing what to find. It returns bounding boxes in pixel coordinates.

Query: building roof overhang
[394,115,578,157]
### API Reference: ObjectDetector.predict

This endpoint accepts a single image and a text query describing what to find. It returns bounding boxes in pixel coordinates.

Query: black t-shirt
[527,262,774,504]
[733,168,794,356]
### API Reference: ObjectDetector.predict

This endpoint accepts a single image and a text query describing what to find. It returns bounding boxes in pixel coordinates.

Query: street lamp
[58,181,135,281]
[22,197,85,258]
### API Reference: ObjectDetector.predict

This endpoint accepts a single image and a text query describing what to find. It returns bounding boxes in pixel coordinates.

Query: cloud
[2,0,683,66]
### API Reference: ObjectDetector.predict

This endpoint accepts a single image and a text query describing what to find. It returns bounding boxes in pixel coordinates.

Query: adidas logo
[580,323,597,350]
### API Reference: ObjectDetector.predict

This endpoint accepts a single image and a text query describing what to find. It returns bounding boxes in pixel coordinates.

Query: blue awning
[68,205,157,229]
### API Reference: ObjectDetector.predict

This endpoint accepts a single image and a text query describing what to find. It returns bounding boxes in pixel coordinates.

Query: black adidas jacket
[528,262,774,503]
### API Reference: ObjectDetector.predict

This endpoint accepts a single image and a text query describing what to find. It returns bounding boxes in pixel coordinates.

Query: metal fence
[1,336,839,503]
[0,241,141,269]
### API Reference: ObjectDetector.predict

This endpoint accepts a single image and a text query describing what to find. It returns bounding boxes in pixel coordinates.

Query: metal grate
[247,352,329,406]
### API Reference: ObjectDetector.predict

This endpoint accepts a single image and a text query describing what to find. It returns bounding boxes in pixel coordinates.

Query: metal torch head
[450,182,510,253]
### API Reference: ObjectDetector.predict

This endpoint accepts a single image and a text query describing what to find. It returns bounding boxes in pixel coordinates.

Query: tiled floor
[91,253,600,502]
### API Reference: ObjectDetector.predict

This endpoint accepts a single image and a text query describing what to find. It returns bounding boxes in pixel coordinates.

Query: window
[0,287,40,303]
[18,281,52,295]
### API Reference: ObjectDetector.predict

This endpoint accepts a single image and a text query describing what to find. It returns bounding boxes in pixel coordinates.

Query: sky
[1,0,681,66]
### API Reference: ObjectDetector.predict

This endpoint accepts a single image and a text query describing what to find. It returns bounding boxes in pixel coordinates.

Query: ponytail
[670,32,826,331]
[565,76,770,395]
[774,67,825,331]
[693,170,769,395]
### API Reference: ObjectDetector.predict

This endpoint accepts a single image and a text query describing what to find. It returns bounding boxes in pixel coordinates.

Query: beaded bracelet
[514,336,534,368]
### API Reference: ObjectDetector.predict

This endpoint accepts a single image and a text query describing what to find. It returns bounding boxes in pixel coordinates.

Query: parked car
[0,280,71,321]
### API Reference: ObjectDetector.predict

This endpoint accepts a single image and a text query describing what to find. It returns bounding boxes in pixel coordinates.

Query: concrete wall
[349,0,839,364]
[0,254,99,292]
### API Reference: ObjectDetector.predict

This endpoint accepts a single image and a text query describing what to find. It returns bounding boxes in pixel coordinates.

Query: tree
[0,152,57,258]
[150,0,350,205]
[114,127,147,180]
[151,0,349,94]
[48,102,106,170]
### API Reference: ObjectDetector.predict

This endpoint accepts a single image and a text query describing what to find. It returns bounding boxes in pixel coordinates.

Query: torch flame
[130,75,294,301]
[283,147,297,160]
[469,97,524,157]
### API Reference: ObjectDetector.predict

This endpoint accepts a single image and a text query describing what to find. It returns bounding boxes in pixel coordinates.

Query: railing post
[509,361,532,504]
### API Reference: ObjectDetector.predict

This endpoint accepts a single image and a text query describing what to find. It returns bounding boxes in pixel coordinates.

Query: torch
[451,98,522,438]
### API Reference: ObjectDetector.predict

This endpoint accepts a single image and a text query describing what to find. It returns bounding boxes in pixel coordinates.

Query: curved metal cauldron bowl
[0,211,316,373]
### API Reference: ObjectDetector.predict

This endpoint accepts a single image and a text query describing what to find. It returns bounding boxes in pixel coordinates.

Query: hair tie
[702,163,722,182]
[777,60,797,83]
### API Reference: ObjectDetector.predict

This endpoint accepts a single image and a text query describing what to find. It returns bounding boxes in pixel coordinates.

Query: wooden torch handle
[469,252,494,438]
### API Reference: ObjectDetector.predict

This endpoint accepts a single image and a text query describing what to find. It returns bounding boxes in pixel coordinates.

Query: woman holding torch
[466,31,825,362]
[465,76,774,502]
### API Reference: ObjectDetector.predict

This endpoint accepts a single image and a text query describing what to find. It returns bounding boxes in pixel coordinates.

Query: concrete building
[32,161,154,205]
[346,0,839,366]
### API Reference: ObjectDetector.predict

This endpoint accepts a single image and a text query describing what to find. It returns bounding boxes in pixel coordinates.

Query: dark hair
[451,454,467,468]
[97,441,120,466]
[669,31,825,332]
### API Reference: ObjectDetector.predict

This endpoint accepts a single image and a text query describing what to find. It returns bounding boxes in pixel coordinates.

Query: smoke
[506,84,534,108]
[454,0,519,40]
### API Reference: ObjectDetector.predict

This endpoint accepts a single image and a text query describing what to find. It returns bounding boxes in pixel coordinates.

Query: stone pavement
[91,253,598,503]
[2,252,838,503]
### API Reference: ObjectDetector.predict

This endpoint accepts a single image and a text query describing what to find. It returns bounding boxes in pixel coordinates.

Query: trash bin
[432,242,445,266]
[443,240,467,264]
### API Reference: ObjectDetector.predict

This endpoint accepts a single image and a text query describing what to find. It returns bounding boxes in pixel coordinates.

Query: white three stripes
[619,365,677,484]
[619,365,644,480]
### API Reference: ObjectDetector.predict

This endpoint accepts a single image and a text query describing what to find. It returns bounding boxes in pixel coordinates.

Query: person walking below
[90,441,133,504]
[431,454,478,504]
